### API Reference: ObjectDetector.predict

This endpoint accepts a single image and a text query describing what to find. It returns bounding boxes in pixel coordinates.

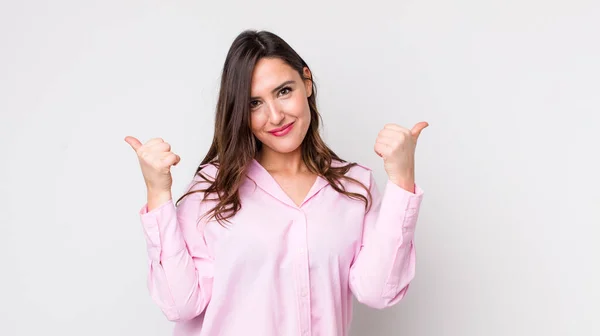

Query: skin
[248,57,315,206]
[124,58,428,210]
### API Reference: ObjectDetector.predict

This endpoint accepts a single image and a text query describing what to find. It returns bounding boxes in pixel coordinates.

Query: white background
[1,0,599,335]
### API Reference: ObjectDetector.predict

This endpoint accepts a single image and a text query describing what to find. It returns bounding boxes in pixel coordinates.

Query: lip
[268,122,294,136]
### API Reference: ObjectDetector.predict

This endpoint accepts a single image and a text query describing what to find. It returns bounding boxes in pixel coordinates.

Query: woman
[125,30,428,336]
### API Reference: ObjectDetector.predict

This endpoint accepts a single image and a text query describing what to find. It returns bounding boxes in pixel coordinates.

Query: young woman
[125,30,428,336]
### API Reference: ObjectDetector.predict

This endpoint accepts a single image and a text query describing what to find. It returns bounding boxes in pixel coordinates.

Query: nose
[266,101,284,125]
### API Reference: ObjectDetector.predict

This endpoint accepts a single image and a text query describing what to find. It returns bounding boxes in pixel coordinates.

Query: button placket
[296,210,311,336]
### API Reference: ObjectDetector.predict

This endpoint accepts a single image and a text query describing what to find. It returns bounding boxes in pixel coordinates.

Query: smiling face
[249,57,313,156]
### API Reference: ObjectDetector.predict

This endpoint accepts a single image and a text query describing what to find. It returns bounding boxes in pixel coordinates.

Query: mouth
[268,122,295,137]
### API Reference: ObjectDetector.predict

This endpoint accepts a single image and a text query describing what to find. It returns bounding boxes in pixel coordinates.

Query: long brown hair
[176,30,371,225]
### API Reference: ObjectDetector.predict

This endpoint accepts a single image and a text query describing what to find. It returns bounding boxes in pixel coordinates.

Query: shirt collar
[245,158,330,208]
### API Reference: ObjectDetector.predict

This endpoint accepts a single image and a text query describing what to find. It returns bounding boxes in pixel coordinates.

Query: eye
[249,100,261,109]
[278,86,292,96]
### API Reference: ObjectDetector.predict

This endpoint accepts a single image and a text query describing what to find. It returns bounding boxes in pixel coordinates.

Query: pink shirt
[139,159,424,336]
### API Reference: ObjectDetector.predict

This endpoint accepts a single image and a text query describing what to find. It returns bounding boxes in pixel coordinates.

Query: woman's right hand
[124,136,181,195]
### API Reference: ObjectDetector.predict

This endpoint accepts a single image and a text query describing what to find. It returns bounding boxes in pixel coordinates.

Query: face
[249,57,312,155]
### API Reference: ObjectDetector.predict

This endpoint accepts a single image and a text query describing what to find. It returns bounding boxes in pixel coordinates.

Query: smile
[268,122,294,137]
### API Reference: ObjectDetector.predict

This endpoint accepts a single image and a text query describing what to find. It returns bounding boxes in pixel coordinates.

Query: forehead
[250,58,297,94]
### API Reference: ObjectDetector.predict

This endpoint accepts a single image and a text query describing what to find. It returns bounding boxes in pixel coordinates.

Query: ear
[302,67,313,97]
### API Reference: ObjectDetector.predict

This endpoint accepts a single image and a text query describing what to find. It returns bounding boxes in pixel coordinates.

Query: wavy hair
[176,30,371,225]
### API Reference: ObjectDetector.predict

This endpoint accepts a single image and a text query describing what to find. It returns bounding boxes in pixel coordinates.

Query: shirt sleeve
[139,180,214,321]
[349,171,424,309]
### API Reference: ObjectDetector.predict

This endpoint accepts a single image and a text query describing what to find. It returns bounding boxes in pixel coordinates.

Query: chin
[259,135,304,154]
[265,141,303,154]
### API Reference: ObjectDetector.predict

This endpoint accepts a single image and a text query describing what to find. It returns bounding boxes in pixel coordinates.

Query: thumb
[124,136,143,151]
[411,121,429,140]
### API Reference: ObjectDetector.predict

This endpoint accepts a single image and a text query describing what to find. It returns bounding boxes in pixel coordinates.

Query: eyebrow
[250,80,296,100]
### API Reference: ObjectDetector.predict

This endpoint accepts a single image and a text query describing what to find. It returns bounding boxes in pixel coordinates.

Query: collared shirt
[139,159,424,336]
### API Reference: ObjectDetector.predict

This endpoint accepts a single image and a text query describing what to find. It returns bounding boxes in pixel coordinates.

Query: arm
[139,181,214,321]
[349,172,424,309]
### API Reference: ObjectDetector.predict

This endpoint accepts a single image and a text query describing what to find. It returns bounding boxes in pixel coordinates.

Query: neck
[256,146,306,174]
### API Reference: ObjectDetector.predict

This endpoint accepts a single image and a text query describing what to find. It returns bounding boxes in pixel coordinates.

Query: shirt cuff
[139,199,185,261]
[377,180,424,242]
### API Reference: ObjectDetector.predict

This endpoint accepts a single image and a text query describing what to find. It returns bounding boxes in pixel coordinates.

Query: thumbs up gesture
[124,136,181,194]
[374,122,428,192]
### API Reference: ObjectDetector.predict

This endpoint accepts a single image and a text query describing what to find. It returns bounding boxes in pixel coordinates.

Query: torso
[185,160,374,336]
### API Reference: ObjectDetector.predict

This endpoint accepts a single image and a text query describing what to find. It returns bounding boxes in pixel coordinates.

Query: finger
[173,154,181,166]
[378,128,406,139]
[384,123,410,133]
[374,142,389,158]
[374,145,383,157]
[124,136,143,151]
[411,121,429,140]
[146,137,165,146]
[162,152,180,166]
[377,130,408,146]
[149,141,171,153]
[375,136,395,146]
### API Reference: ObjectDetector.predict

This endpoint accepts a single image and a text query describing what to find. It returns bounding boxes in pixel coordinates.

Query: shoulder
[184,162,219,194]
[196,162,219,180]
[331,159,374,187]
[176,163,219,210]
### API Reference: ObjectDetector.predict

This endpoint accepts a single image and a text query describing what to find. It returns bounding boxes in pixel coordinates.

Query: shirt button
[301,289,308,297]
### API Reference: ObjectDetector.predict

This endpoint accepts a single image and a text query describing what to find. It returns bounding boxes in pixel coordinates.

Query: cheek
[250,111,267,134]
[286,95,310,119]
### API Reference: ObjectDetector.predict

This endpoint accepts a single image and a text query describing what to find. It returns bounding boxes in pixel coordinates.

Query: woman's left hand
[374,121,429,192]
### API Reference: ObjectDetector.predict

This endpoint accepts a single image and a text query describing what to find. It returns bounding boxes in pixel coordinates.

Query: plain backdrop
[1,0,599,335]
